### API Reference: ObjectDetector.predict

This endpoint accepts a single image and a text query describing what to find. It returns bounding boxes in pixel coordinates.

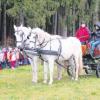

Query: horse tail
[78,51,84,75]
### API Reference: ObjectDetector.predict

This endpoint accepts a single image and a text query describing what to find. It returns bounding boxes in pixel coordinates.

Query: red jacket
[75,26,90,42]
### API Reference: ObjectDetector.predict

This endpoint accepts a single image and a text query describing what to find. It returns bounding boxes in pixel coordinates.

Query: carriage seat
[93,43,100,58]
[81,42,88,56]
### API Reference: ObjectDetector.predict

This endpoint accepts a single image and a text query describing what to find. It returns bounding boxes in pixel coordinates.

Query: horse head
[14,25,31,49]
[29,28,50,43]
[25,29,39,49]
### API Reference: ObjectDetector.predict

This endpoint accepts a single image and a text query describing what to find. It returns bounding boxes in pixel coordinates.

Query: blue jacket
[95,30,100,40]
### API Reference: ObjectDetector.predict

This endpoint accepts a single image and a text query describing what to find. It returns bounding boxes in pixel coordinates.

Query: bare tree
[53,12,57,35]
[3,0,7,46]
[94,0,100,22]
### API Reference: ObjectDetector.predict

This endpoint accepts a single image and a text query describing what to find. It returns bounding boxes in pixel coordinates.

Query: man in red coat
[75,23,90,44]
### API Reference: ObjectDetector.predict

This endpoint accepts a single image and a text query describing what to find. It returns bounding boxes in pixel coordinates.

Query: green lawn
[0,65,100,100]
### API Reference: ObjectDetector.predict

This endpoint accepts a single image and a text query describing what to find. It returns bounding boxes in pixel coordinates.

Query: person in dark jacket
[90,22,100,56]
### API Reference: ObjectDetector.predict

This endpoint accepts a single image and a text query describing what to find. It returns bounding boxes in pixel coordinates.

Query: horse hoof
[32,80,37,84]
[43,80,47,84]
[71,77,74,80]
[48,81,53,85]
[75,78,78,81]
[57,77,62,80]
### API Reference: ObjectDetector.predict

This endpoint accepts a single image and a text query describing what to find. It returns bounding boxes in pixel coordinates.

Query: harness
[15,29,76,70]
[25,34,75,69]
[15,29,37,59]
[35,36,76,69]
[15,29,24,43]
[56,55,75,69]
[23,49,38,59]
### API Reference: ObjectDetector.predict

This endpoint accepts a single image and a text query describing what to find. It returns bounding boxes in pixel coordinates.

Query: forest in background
[0,0,100,46]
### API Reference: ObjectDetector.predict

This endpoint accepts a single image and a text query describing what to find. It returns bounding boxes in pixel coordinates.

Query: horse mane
[32,27,51,42]
[21,26,31,33]
[31,27,65,42]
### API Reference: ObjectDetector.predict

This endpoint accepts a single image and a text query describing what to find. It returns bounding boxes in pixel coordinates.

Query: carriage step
[86,74,93,76]
[93,56,100,59]
[83,65,89,69]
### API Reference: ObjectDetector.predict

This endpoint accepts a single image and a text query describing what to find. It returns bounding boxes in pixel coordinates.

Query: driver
[90,22,100,56]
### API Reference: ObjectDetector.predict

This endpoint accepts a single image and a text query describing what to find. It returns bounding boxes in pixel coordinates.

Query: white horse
[14,25,39,83]
[14,25,63,84]
[25,27,84,84]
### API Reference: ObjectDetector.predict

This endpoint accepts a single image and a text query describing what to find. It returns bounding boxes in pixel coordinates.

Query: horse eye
[27,36,29,39]
[36,34,38,38]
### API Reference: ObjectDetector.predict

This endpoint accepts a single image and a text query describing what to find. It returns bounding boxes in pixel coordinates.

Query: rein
[55,55,75,69]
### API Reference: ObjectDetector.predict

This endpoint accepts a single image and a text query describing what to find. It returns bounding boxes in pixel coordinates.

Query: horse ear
[20,24,23,27]
[14,25,17,31]
[28,27,31,31]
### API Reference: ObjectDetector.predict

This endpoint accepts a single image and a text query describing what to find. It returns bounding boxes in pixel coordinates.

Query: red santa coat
[75,26,90,43]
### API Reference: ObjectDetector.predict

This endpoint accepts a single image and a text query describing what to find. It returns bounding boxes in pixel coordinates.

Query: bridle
[27,32,54,50]
[15,29,25,44]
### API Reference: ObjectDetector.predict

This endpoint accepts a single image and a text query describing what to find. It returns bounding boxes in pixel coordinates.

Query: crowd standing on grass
[0,47,30,70]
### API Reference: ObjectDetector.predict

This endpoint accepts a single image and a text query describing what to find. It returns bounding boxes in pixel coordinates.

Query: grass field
[0,65,100,100]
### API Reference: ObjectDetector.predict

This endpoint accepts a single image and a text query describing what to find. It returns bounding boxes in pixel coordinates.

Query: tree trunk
[57,11,61,35]
[62,26,67,37]
[53,12,57,35]
[19,0,24,25]
[19,9,24,25]
[72,1,76,36]
[3,3,7,46]
[94,0,99,22]
[0,1,1,43]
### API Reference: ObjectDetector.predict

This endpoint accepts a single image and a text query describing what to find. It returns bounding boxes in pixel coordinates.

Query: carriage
[81,41,100,77]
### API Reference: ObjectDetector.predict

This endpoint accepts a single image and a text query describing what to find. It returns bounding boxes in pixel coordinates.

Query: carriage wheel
[84,65,93,75]
[96,63,100,78]
[67,56,76,78]
[85,68,93,74]
[85,68,90,74]
[67,66,73,76]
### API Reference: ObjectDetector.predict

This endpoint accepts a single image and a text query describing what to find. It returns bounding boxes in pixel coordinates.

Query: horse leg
[29,57,38,83]
[33,56,38,83]
[78,53,84,75]
[69,56,76,80]
[74,57,79,81]
[57,64,62,80]
[43,61,48,84]
[48,59,54,85]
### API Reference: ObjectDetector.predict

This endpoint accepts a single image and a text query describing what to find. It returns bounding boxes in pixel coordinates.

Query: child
[10,49,17,70]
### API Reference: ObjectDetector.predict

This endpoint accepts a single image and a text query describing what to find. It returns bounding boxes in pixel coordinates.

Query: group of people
[0,47,30,70]
[75,21,100,56]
